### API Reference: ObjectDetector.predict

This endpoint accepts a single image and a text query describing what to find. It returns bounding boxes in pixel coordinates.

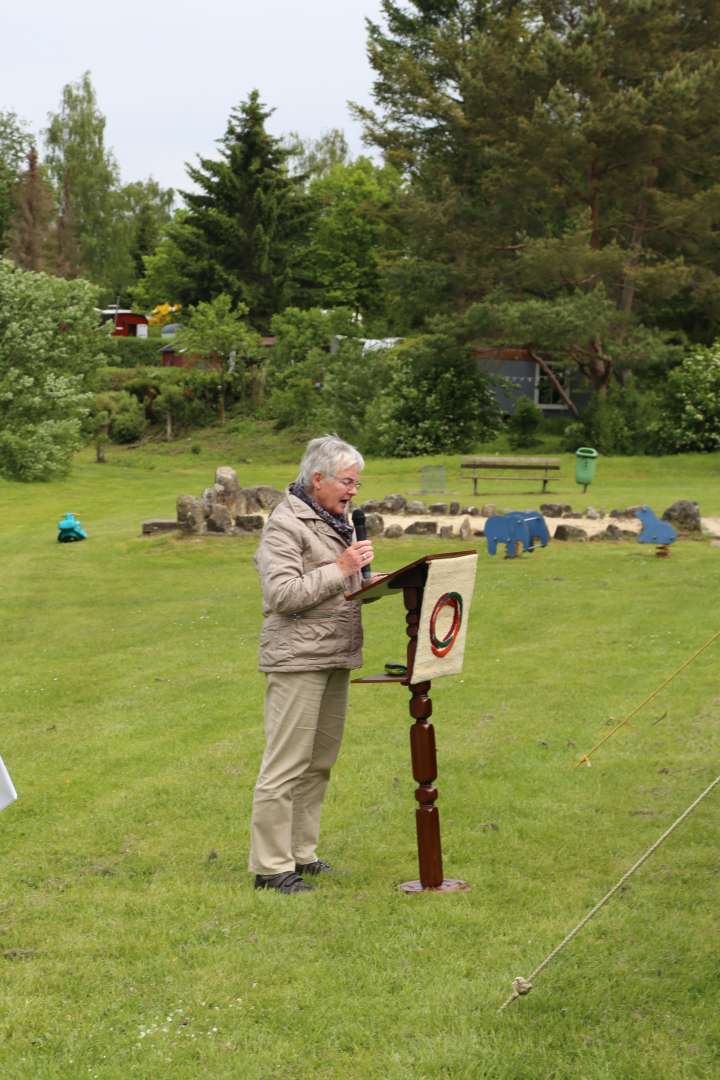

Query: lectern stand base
[399,878,470,894]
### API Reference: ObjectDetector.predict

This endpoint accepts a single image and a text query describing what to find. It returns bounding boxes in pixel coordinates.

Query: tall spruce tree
[356,1,720,389]
[166,91,310,329]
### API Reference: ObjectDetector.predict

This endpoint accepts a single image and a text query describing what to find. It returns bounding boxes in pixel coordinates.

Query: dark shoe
[254,871,313,893]
[295,859,334,876]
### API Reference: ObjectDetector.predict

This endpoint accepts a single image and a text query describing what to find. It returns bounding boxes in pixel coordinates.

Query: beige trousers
[248,668,349,876]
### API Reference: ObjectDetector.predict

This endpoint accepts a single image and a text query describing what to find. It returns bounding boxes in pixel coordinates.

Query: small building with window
[473,346,589,418]
[99,307,149,338]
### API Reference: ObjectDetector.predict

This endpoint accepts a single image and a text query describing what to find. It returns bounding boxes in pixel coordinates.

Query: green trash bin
[575,447,598,491]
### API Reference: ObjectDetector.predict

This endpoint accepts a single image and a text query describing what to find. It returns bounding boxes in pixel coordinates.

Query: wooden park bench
[461,455,561,494]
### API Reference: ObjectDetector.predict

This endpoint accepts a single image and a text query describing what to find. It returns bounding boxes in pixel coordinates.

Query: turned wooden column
[399,586,468,893]
[409,680,443,886]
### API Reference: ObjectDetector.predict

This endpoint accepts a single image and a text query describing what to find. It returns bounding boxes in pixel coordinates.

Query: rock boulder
[234,515,264,532]
[142,519,178,535]
[364,512,385,536]
[554,524,588,541]
[379,494,406,513]
[662,500,702,534]
[212,467,248,517]
[207,504,234,533]
[591,523,623,542]
[405,520,438,536]
[177,495,207,534]
[249,485,284,512]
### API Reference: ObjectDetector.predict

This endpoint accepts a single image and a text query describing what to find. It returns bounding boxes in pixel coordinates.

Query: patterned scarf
[288,481,354,546]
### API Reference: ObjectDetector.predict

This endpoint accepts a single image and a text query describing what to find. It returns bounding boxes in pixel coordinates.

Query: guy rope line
[576,627,720,768]
[498,772,720,1013]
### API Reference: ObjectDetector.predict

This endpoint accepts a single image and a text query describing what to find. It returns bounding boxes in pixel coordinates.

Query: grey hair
[297,434,364,491]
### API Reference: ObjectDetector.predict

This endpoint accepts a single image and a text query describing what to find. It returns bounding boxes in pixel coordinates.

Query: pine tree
[166,90,310,329]
[353,1,539,314]
[356,1,720,387]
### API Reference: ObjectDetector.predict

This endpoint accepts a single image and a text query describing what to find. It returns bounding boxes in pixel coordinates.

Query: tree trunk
[587,339,613,398]
[165,412,173,441]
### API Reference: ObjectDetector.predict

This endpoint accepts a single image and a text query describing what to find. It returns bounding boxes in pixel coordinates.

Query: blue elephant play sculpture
[634,506,676,551]
[57,512,88,543]
[508,511,550,551]
[485,511,549,558]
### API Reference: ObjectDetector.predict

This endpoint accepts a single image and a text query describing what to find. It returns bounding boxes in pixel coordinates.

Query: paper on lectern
[0,755,17,811]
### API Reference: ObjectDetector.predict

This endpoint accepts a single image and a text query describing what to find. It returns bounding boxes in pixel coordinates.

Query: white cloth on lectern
[0,755,17,811]
[412,553,478,682]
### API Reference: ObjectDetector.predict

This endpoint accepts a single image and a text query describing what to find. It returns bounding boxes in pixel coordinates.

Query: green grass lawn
[1,428,719,1078]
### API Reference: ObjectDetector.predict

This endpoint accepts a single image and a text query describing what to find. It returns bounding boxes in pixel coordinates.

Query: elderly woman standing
[249,435,374,893]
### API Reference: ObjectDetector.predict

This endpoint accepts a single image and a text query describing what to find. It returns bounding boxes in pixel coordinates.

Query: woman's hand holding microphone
[336,540,374,578]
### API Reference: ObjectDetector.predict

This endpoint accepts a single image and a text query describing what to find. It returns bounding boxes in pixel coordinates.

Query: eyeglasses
[335,476,362,490]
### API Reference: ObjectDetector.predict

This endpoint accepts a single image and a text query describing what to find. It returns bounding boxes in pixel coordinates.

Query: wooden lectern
[347,550,477,893]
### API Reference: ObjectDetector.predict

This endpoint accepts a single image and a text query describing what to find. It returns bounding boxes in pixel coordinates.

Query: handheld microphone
[351,508,372,579]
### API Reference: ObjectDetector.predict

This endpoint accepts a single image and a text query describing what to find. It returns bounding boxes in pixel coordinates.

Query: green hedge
[93,365,241,434]
[97,365,186,393]
[96,335,164,368]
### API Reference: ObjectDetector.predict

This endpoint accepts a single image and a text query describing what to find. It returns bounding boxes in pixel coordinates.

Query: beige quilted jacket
[255,491,364,672]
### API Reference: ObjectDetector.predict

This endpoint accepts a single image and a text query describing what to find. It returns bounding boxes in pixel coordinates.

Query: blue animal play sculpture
[634,506,676,548]
[485,511,549,558]
[57,512,87,543]
[507,511,550,551]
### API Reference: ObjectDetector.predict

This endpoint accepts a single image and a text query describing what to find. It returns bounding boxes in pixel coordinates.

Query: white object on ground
[0,755,17,811]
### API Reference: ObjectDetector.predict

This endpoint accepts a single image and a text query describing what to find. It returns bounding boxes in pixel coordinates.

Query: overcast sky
[1,0,385,194]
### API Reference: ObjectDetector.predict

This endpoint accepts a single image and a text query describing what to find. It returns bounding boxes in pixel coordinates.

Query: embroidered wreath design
[429,591,463,657]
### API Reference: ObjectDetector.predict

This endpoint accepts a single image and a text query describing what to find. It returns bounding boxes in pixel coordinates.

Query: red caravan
[99,307,149,338]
